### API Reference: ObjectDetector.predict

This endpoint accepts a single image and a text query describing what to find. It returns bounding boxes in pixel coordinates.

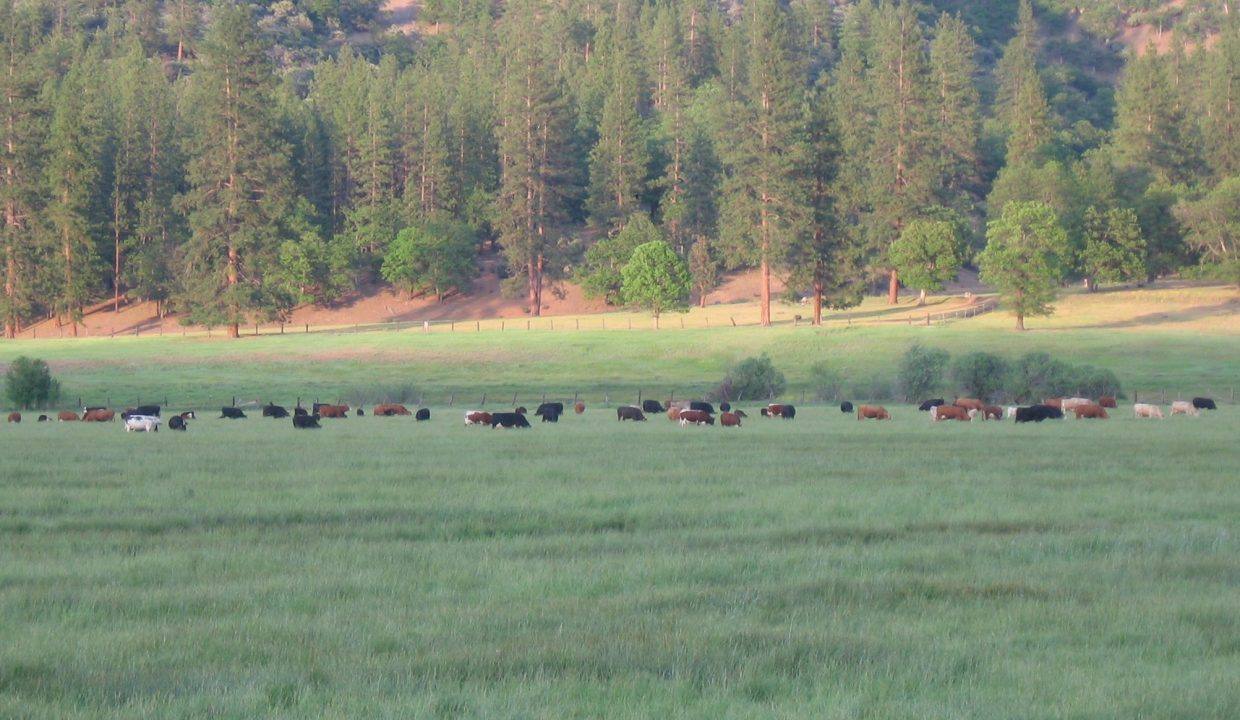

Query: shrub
[1069,366,1124,399]
[713,355,786,402]
[951,352,1011,401]
[808,361,844,402]
[898,344,950,401]
[4,357,61,409]
[1007,352,1123,400]
[847,374,895,403]
[621,240,691,317]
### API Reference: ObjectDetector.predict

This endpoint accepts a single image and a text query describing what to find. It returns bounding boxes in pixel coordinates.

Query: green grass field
[2,409,1237,718]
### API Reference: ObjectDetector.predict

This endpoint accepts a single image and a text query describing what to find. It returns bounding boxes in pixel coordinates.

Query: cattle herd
[1,395,1221,432]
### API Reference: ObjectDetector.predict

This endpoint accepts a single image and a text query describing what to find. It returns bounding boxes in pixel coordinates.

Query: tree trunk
[1084,277,1096,292]
[1015,312,1025,331]
[227,244,239,338]
[888,269,900,304]
[4,236,15,339]
[759,257,771,327]
[917,288,926,306]
[813,281,823,326]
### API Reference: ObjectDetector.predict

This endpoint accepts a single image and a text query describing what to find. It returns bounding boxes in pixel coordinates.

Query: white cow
[124,415,160,432]
[1133,403,1164,419]
[1061,397,1093,414]
[1170,400,1199,417]
[1005,406,1019,419]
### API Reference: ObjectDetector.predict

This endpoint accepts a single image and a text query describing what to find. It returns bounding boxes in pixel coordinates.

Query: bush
[712,355,786,402]
[898,344,950,401]
[1070,366,1124,399]
[1007,352,1123,401]
[4,356,60,409]
[951,352,1011,401]
[847,374,895,403]
[808,361,844,402]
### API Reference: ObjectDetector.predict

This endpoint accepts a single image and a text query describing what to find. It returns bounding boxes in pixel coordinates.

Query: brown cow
[1073,404,1109,419]
[982,405,1004,421]
[82,409,115,422]
[678,409,714,426]
[666,406,683,422]
[464,410,492,425]
[574,402,585,414]
[373,403,412,416]
[7,412,19,423]
[856,405,890,420]
[953,398,985,412]
[1099,396,1117,408]
[317,405,349,418]
[931,405,969,421]
[58,411,79,422]
[721,411,742,427]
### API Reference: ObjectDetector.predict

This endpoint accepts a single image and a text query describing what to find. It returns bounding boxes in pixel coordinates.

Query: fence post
[527,320,531,330]
[424,321,429,333]
[476,321,480,332]
[451,321,455,332]
[305,324,309,333]
[448,393,454,406]
[550,319,554,330]
[730,317,736,327]
[480,393,486,407]
[512,392,518,406]
[925,313,930,326]
[501,320,505,331]
[637,389,642,406]
[576,318,579,330]
[628,319,631,330]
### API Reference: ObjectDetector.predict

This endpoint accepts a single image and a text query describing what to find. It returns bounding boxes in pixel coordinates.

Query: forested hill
[0,0,1236,339]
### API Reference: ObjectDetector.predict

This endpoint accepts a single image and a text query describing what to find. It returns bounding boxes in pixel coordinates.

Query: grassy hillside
[2,407,1236,717]
[2,284,1235,408]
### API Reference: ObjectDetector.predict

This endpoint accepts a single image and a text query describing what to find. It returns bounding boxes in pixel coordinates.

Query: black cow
[491,412,530,429]
[122,405,161,419]
[514,407,527,415]
[642,400,665,413]
[541,409,560,423]
[688,401,714,414]
[263,404,289,418]
[37,415,49,422]
[168,415,187,431]
[719,402,731,412]
[356,407,365,416]
[617,406,647,422]
[1192,397,1218,410]
[1014,405,1064,423]
[776,404,796,419]
[840,401,854,413]
[293,414,321,429]
[219,407,247,419]
[415,408,430,421]
[535,402,564,417]
[918,399,946,412]
[293,407,308,417]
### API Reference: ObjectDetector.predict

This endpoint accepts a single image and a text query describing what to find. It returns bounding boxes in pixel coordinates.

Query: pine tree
[1081,206,1146,290]
[996,0,1052,167]
[680,0,721,86]
[978,201,1071,331]
[867,0,935,304]
[719,0,807,327]
[495,0,579,315]
[688,234,718,308]
[45,49,110,336]
[1114,45,1196,184]
[178,3,297,337]
[929,13,980,210]
[1201,18,1240,178]
[587,35,650,227]
[0,0,48,338]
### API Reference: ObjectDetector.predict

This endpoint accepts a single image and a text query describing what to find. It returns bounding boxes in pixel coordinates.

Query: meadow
[1,407,1237,718]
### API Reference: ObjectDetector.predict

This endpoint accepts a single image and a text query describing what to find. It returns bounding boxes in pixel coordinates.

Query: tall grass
[2,408,1237,718]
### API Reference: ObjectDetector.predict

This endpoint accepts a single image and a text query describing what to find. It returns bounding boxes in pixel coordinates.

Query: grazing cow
[356,407,365,416]
[678,409,714,426]
[58,411,79,422]
[179,411,196,420]
[953,398,985,412]
[82,409,115,422]
[1061,397,1093,414]
[1042,398,1063,410]
[1073,403,1109,420]
[168,415,187,431]
[1193,397,1217,410]
[541,409,560,423]
[124,415,159,432]
[1005,406,1019,419]
[856,405,890,421]
[982,405,1004,421]
[688,401,715,414]
[930,405,970,422]
[642,400,665,414]
[491,412,531,429]
[535,402,564,418]
[719,402,731,412]
[37,415,48,422]
[293,407,308,417]
[1014,405,1064,423]
[666,406,683,422]
[762,403,796,419]
[292,414,321,429]
[313,403,349,415]
[1133,403,1164,419]
[122,405,160,418]
[840,401,854,413]
[415,408,430,421]
[464,411,493,426]
[1099,396,1117,408]
[7,412,20,423]
[263,404,289,418]
[514,407,527,415]
[617,406,647,422]
[373,403,412,416]
[316,405,348,419]
[721,411,742,427]
[574,402,585,414]
[1170,400,1199,417]
[219,407,247,419]
[918,399,946,412]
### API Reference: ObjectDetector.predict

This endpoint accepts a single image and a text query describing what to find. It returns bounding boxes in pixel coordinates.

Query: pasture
[2,407,1238,718]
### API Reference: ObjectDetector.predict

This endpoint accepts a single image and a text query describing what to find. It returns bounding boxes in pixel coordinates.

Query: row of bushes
[713,347,1122,404]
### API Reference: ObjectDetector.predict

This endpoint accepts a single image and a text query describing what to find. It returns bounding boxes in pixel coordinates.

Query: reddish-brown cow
[574,402,585,414]
[1099,396,1117,408]
[82,409,115,422]
[856,405,890,421]
[317,405,349,418]
[721,412,742,427]
[1073,404,1109,419]
[58,411,79,422]
[7,412,20,423]
[931,405,970,421]
[373,403,412,416]
[677,410,714,426]
[953,398,985,412]
[464,411,492,425]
